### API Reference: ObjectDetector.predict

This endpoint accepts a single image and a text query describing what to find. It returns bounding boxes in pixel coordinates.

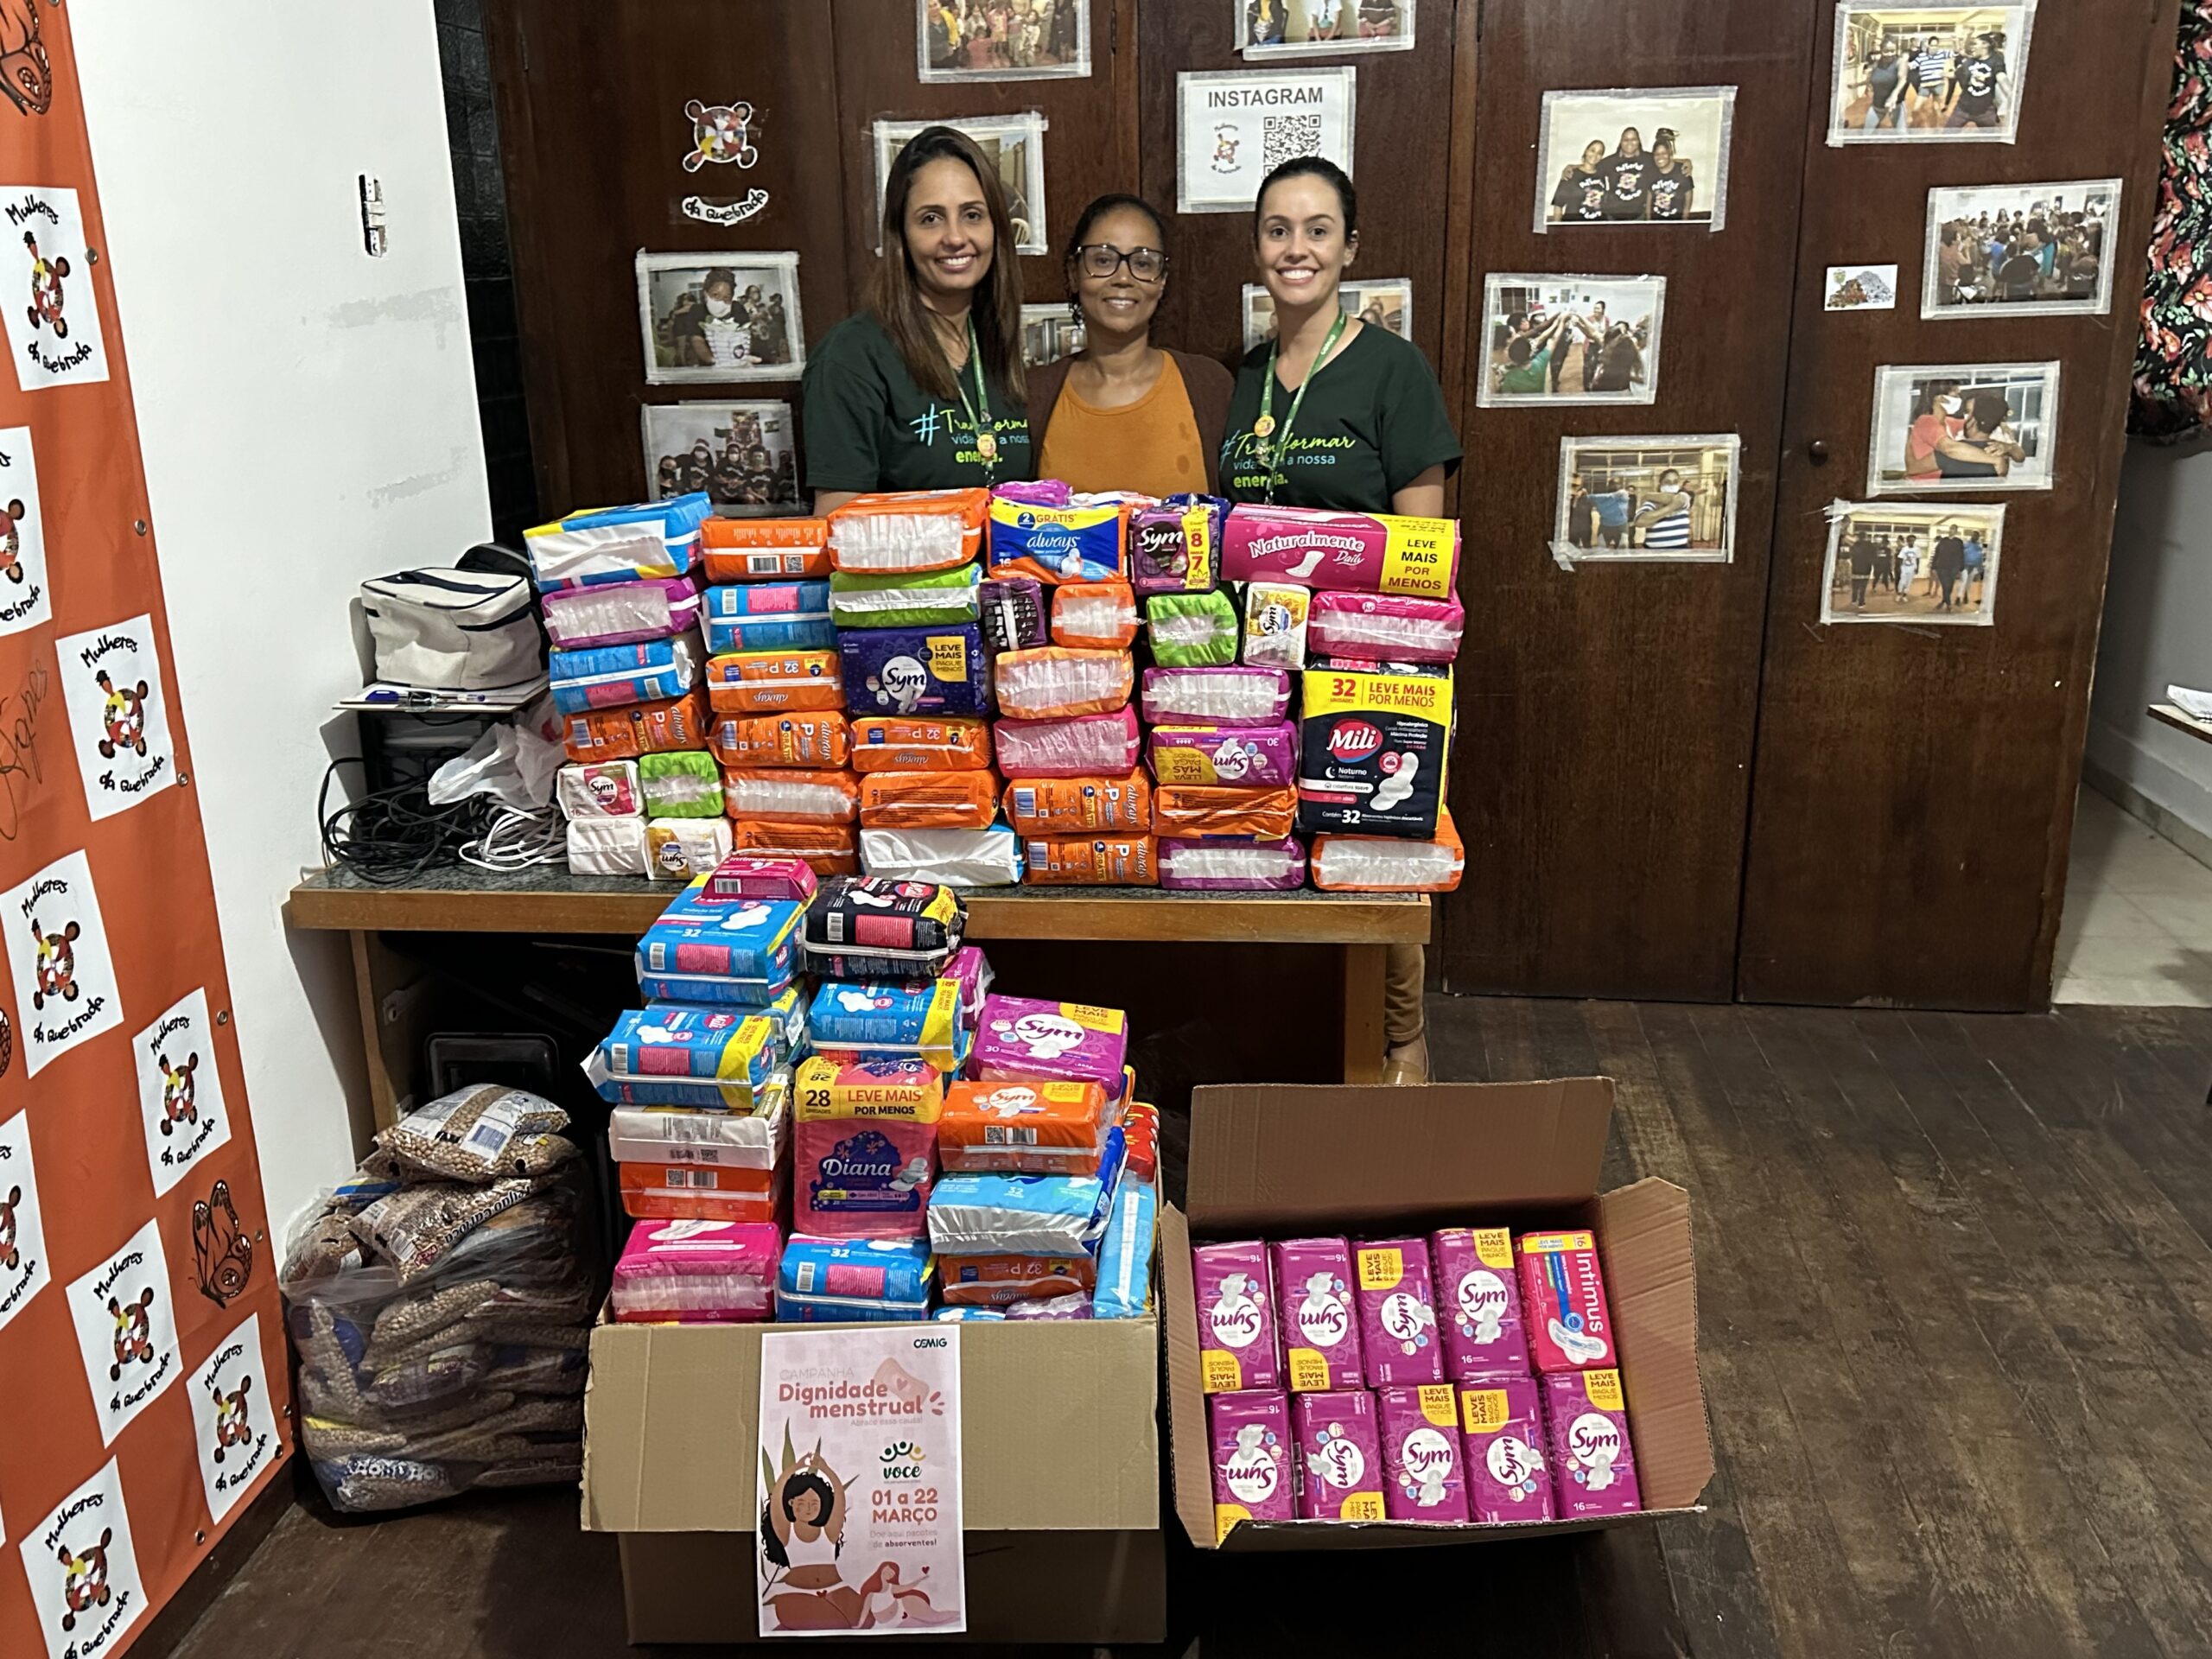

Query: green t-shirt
[1220,325,1462,512]
[1496,345,1553,397]
[801,312,1033,495]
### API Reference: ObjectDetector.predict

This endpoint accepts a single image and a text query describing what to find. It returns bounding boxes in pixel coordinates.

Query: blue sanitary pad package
[647,983,807,1053]
[926,1139,1123,1257]
[806,976,969,1071]
[1090,1174,1158,1319]
[583,1006,785,1109]
[839,624,990,718]
[548,632,703,715]
[704,580,836,655]
[777,1235,935,1322]
[526,492,709,590]
[634,889,805,1003]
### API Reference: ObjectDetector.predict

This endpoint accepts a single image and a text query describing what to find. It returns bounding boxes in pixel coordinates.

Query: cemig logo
[1327,719,1383,762]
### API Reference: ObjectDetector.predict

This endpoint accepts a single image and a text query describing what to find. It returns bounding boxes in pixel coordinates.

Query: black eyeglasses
[1075,243,1168,283]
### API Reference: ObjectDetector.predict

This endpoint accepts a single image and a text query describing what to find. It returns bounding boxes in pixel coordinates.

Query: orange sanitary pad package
[1021,834,1158,887]
[1001,771,1153,835]
[859,770,1001,830]
[721,767,861,824]
[1153,785,1299,841]
[563,690,711,762]
[939,1078,1114,1173]
[701,517,832,582]
[994,646,1135,720]
[849,715,994,773]
[1051,582,1140,649]
[727,817,859,876]
[709,710,851,769]
[827,489,989,574]
[705,649,842,715]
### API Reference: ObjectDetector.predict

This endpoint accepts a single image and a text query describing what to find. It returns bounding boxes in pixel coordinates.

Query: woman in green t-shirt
[1223,156,1463,1085]
[802,126,1034,509]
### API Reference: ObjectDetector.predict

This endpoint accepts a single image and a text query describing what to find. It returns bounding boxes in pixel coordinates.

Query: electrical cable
[459,804,568,873]
[318,756,501,885]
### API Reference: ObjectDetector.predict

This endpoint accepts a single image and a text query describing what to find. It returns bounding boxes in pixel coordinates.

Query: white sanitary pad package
[607,1093,788,1170]
[860,824,1024,887]
[568,815,651,874]
[556,760,643,820]
[645,816,734,880]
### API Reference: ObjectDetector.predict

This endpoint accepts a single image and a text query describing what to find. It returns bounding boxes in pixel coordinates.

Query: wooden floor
[157,999,2212,1659]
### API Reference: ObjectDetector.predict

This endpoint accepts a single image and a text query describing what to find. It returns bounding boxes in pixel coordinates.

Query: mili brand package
[1270,1236,1365,1391]
[839,624,990,719]
[1354,1236,1445,1387]
[1297,665,1452,839]
[1517,1228,1617,1372]
[1221,504,1461,599]
[1459,1372,1554,1523]
[1294,1389,1387,1521]
[1194,1239,1282,1393]
[1541,1368,1642,1518]
[1209,1390,1295,1535]
[702,579,835,655]
[1376,1384,1471,1522]
[1431,1227,1532,1380]
[548,631,704,714]
[525,492,709,590]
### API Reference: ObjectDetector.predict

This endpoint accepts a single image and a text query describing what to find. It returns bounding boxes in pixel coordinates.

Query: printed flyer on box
[756,1325,966,1637]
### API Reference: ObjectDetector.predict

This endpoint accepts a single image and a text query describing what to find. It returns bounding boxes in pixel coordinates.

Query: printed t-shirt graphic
[802,313,1033,493]
[1220,327,1461,508]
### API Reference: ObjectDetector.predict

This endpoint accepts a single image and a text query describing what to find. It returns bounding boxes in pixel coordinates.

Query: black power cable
[317,755,499,885]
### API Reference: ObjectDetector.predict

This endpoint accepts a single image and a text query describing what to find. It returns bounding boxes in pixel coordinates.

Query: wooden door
[1435,0,1823,999]
[1737,0,2180,1007]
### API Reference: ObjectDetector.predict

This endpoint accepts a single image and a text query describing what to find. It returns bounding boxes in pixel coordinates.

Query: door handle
[1808,440,1831,464]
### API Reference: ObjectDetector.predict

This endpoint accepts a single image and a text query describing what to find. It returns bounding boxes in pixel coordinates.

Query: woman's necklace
[1255,308,1348,501]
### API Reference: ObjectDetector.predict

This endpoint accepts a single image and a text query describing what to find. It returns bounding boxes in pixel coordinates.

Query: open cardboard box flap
[1166,1079,1713,1551]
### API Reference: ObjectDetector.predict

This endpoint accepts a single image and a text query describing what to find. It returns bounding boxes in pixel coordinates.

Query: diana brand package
[849,714,993,773]
[1021,833,1157,886]
[727,817,859,876]
[1357,1236,1445,1387]
[776,1234,935,1322]
[567,815,649,874]
[1518,1229,1616,1372]
[1153,787,1298,842]
[720,767,859,825]
[791,1054,944,1238]
[993,645,1134,721]
[1240,582,1312,670]
[702,579,835,655]
[1140,664,1292,727]
[1376,1384,1471,1522]
[994,707,1143,779]
[587,1003,782,1107]
[709,709,851,769]
[1092,1173,1159,1319]
[925,1167,1115,1257]
[1541,1369,1641,1518]
[801,876,964,978]
[1129,493,1225,594]
[525,493,708,590]
[541,574,702,649]
[611,1217,779,1323]
[1051,582,1139,649]
[1003,770,1151,835]
[556,760,641,819]
[607,1101,787,1168]
[645,815,734,880]
[859,824,1023,888]
[1223,504,1461,599]
[1195,1240,1282,1393]
[1431,1227,1531,1380]
[1158,836,1306,890]
[701,516,832,583]
[940,1252,1098,1306]
[1460,1374,1554,1523]
[986,486,1135,583]
[1298,665,1452,839]
[1311,807,1466,893]
[1271,1236,1364,1391]
[549,631,704,714]
[971,994,1128,1090]
[563,690,712,762]
[840,624,989,719]
[806,976,967,1071]
[827,488,989,573]
[938,1077,1114,1173]
[1294,1390,1386,1521]
[792,1052,945,1118]
[633,888,805,1004]
[1148,720,1299,788]
[704,647,842,715]
[859,770,999,831]
[829,564,983,630]
[1209,1390,1294,1535]
[1146,590,1240,667]
[977,575,1049,654]
[701,853,818,905]
[639,748,723,817]
[1309,591,1465,664]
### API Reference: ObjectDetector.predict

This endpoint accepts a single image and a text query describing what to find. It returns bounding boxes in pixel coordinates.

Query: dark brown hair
[870,125,1027,406]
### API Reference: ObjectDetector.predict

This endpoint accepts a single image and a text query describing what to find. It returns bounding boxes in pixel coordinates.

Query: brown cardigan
[1024,346,1238,496]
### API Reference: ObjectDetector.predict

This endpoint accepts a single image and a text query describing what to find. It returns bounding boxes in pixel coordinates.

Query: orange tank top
[1035,354,1210,499]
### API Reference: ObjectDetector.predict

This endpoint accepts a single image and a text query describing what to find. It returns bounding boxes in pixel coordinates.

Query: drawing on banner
[0,1107,50,1331]
[683,99,760,172]
[1178,67,1357,214]
[1867,359,2059,494]
[1821,499,2003,624]
[757,1325,967,1635]
[1829,4,2034,145]
[0,185,108,385]
[0,423,48,635]
[57,615,176,818]
[637,251,804,386]
[1552,433,1742,565]
[1022,302,1085,366]
[1243,276,1409,350]
[3,849,123,1074]
[0,0,53,118]
[191,1178,256,1307]
[1476,275,1662,408]
[1239,0,1414,58]
[1535,87,1734,232]
[187,1311,275,1522]
[644,401,802,515]
[18,1459,144,1659]
[874,113,1050,255]
[134,988,231,1197]
[67,1217,182,1446]
[920,0,1092,82]
[1923,179,2119,317]
[1825,264,1899,310]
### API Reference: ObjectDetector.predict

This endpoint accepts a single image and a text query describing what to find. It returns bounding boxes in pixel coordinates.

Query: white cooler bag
[361,566,542,690]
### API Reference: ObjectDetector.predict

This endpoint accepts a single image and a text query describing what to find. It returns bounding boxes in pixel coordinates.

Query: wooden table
[286,868,1430,1128]
[2150,702,2212,744]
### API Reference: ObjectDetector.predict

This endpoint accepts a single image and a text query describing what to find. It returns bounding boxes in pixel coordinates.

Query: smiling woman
[801,126,1036,512]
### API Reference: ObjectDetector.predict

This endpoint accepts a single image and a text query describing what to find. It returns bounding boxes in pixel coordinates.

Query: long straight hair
[870,125,1027,406]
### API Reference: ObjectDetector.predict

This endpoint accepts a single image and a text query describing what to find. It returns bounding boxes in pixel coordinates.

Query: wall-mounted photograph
[874,112,1050,254]
[1177,66,1357,213]
[1242,276,1410,350]
[919,0,1092,82]
[1238,0,1414,59]
[1828,3,2035,144]
[635,251,804,385]
[1477,275,1663,407]
[642,401,803,516]
[1923,179,2119,317]
[1021,303,1086,366]
[1821,499,2003,624]
[1551,434,1742,565]
[1825,264,1899,309]
[1867,360,2060,494]
[1535,87,1736,232]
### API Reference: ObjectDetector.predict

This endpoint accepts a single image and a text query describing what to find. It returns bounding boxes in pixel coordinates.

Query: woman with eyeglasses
[803,125,1033,511]
[1026,194,1235,499]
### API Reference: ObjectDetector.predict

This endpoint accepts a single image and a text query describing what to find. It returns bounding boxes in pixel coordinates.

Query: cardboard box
[1164,1079,1712,1549]
[584,1313,1165,1643]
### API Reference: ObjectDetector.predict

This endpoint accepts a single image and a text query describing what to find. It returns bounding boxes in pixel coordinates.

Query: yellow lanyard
[949,316,998,476]
[1254,309,1347,503]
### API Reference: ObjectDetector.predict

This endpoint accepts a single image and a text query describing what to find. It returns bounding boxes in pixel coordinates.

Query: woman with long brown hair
[803,125,1033,510]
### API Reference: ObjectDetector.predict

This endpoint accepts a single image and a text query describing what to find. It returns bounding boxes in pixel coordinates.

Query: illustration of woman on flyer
[760,1441,959,1630]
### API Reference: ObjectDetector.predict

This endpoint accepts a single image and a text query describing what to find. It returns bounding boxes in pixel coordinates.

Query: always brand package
[360,564,542,690]
[525,493,709,590]
[639,748,723,817]
[840,624,990,718]
[827,488,988,574]
[1021,834,1158,886]
[1297,665,1452,838]
[801,875,965,978]
[645,816,734,880]
[987,489,1134,583]
[703,647,842,715]
[563,690,712,762]
[633,888,806,1004]
[1222,504,1461,598]
[720,767,859,824]
[1153,787,1298,842]
[709,709,851,769]
[1003,770,1152,835]
[702,579,835,655]
[1051,582,1139,650]
[548,631,703,714]
[700,516,831,583]
[1311,807,1466,893]
[556,760,641,820]
[858,770,1000,831]
[728,817,859,877]
[1129,493,1226,594]
[993,645,1134,721]
[849,715,993,773]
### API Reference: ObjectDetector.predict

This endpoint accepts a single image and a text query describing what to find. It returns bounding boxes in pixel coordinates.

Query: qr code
[1263,113,1324,172]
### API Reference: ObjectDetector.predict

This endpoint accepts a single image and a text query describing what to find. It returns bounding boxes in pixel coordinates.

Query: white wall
[2088,441,2212,841]
[73,2,491,1224]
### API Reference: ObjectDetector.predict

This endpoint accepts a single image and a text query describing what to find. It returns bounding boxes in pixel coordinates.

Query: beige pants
[1385,943,1426,1048]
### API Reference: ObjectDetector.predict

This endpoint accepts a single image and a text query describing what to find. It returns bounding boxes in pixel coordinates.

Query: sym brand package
[1298,665,1452,838]
[839,624,990,718]
[1129,493,1225,594]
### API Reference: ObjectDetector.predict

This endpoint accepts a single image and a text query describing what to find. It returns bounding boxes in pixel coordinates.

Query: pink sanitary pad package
[1194,1239,1282,1393]
[1308,591,1466,664]
[1222,505,1460,599]
[993,706,1142,779]
[1356,1236,1444,1387]
[610,1217,780,1323]
[1376,1384,1471,1522]
[1430,1226,1532,1379]
[1147,721,1299,789]
[1541,1368,1643,1518]
[971,994,1128,1091]
[1292,1389,1387,1521]
[1270,1236,1365,1390]
[1209,1390,1295,1536]
[1459,1372,1555,1523]
[541,575,702,648]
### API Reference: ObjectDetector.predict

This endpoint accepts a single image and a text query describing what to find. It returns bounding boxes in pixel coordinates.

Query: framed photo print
[635,251,804,386]
[642,401,804,517]
[1476,275,1664,408]
[1821,499,2003,625]
[1238,0,1414,60]
[1021,302,1085,366]
[1177,67,1357,214]
[1923,179,2120,318]
[1827,4,2035,145]
[919,0,1092,82]
[1535,87,1736,232]
[1551,434,1742,565]
[1866,360,2060,495]
[1242,276,1411,350]
[874,112,1051,255]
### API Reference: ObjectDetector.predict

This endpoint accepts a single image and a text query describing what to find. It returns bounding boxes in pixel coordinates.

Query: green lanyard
[1255,308,1348,501]
[950,316,999,478]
